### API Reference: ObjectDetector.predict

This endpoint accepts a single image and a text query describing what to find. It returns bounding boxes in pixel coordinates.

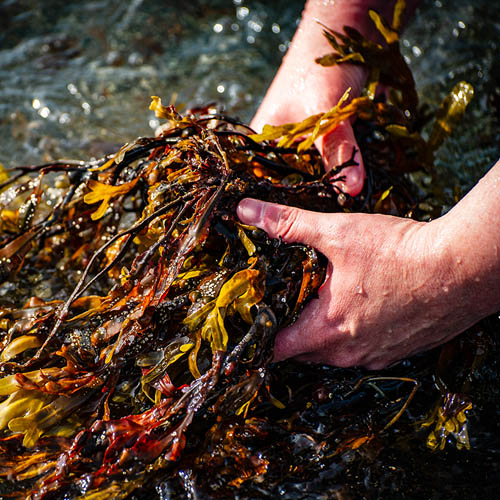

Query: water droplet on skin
[355,284,364,295]
[456,256,462,264]
[442,286,449,293]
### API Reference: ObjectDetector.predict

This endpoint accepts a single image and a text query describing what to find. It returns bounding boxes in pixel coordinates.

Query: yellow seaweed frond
[421,393,472,451]
[236,225,256,257]
[0,367,60,396]
[392,0,406,32]
[188,331,203,379]
[0,389,50,431]
[184,300,217,332]
[84,178,139,220]
[0,162,9,185]
[149,96,196,131]
[200,269,265,352]
[149,96,183,121]
[250,90,373,151]
[1,335,42,361]
[369,9,399,45]
[428,81,474,151]
[373,186,393,213]
[8,393,89,447]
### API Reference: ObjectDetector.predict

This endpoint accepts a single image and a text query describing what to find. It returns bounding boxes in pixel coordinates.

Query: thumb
[317,120,366,197]
[237,199,331,253]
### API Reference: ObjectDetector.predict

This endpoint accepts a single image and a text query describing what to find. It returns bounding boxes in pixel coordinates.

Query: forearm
[297,0,421,35]
[277,1,387,111]
[297,0,396,45]
[281,0,421,98]
[254,0,420,122]
[251,0,421,195]
[435,160,500,320]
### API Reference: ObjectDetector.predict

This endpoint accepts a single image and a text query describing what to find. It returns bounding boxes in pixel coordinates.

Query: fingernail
[237,198,263,226]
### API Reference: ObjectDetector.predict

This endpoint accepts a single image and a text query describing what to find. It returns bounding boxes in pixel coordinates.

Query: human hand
[251,47,367,196]
[253,0,422,196]
[237,198,484,370]
[252,1,389,196]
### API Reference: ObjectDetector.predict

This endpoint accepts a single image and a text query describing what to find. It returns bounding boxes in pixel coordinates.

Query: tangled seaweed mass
[0,2,486,498]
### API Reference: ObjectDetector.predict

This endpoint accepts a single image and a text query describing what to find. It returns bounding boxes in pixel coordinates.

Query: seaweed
[0,1,485,498]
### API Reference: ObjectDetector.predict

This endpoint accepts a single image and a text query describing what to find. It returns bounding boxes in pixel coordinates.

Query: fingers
[250,107,270,134]
[237,199,332,254]
[273,298,325,362]
[317,121,366,197]
[273,296,360,368]
[274,301,361,368]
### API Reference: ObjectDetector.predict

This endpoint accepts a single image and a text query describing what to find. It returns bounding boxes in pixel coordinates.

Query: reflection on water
[0,0,499,498]
[0,0,299,164]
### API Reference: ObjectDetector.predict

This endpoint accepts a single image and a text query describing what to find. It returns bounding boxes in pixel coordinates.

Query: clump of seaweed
[0,1,479,498]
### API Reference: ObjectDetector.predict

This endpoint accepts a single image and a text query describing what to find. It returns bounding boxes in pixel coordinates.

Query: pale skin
[251,0,418,196]
[238,0,500,369]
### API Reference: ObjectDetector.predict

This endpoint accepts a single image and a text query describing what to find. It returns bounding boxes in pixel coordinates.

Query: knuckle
[365,358,389,371]
[326,340,362,368]
[332,353,357,368]
[275,206,300,241]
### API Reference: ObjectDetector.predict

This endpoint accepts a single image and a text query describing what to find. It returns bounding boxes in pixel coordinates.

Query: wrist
[278,4,370,113]
[302,0,390,35]
[428,208,500,325]
[282,0,405,111]
[300,0,398,48]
